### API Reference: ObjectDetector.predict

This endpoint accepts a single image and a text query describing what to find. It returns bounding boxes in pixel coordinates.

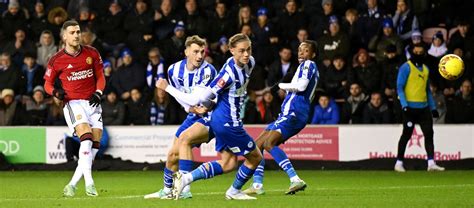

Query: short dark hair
[62,20,79,31]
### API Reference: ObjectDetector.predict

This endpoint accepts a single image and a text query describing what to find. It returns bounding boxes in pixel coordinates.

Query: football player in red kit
[44,20,105,197]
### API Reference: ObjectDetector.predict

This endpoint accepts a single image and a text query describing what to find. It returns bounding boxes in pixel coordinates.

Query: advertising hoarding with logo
[0,128,46,163]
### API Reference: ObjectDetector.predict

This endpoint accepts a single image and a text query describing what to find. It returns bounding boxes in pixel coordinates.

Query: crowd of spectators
[1,0,474,126]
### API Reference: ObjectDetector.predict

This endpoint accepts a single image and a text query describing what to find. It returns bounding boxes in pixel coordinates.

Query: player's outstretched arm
[156,78,215,107]
[278,78,310,92]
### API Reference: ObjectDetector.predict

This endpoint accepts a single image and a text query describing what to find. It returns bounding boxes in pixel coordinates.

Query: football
[438,54,465,80]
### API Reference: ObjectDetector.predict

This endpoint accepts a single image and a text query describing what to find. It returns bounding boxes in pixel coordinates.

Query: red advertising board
[192,126,339,162]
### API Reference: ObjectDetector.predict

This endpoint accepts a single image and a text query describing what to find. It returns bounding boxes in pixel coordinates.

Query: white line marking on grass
[1,184,473,202]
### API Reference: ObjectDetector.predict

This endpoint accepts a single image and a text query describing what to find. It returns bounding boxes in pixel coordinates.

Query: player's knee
[179,132,193,145]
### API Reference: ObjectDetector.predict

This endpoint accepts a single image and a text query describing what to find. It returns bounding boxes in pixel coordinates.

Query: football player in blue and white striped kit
[244,40,318,195]
[145,35,221,199]
[156,34,263,200]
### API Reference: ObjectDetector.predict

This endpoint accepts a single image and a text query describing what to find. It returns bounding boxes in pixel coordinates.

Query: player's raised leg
[176,122,211,198]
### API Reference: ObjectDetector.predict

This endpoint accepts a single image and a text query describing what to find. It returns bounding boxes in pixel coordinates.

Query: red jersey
[44,45,105,102]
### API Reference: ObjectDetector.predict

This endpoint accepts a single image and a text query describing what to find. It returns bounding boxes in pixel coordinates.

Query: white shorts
[63,100,103,135]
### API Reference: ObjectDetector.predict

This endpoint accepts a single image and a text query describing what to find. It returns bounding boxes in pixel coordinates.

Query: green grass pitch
[1,170,473,207]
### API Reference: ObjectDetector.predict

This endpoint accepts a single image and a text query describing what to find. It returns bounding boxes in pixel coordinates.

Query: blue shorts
[175,115,214,147]
[266,113,307,142]
[211,121,256,156]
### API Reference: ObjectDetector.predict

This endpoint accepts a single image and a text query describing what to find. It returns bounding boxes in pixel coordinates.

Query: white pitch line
[1,184,473,202]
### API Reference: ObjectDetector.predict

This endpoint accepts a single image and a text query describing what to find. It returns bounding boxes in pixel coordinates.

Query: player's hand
[53,88,66,100]
[431,110,439,118]
[88,91,102,107]
[192,106,210,115]
[156,78,169,90]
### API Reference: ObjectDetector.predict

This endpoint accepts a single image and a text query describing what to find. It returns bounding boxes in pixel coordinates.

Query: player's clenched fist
[155,78,169,90]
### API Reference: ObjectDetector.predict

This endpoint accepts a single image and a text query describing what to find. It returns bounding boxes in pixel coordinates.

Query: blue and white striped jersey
[209,56,255,127]
[281,60,319,116]
[167,59,217,110]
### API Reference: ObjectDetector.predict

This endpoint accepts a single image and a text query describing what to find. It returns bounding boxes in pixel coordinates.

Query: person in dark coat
[111,49,146,101]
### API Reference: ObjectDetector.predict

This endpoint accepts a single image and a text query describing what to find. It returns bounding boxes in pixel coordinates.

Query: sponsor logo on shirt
[67,69,94,81]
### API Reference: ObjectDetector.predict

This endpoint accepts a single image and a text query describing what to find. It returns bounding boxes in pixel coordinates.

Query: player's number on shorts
[98,116,102,122]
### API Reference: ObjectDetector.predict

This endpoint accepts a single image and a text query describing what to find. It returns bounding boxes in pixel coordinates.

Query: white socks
[396,160,404,166]
[68,145,99,187]
[78,140,94,186]
[428,159,436,167]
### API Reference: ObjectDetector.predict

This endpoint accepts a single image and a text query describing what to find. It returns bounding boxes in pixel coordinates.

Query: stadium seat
[422,27,447,44]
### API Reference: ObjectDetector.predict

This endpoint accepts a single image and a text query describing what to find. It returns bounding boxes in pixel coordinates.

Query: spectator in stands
[46,7,68,41]
[290,28,309,56]
[160,22,186,64]
[257,91,281,124]
[363,92,391,124]
[309,0,336,39]
[153,0,181,40]
[446,79,474,123]
[36,30,57,68]
[358,0,387,48]
[236,5,253,32]
[149,88,185,125]
[102,90,125,125]
[0,88,26,125]
[183,0,207,38]
[243,90,262,124]
[22,85,48,125]
[19,53,45,95]
[448,19,473,53]
[102,60,115,95]
[430,82,446,124]
[29,1,48,40]
[3,28,36,67]
[125,88,150,125]
[392,0,419,42]
[96,1,126,58]
[427,31,448,59]
[318,15,350,65]
[368,18,404,62]
[277,0,307,44]
[311,93,340,124]
[267,45,298,104]
[252,7,278,67]
[112,49,146,101]
[351,48,381,94]
[1,1,27,41]
[322,55,350,99]
[404,30,422,60]
[46,97,66,126]
[145,47,165,97]
[341,82,368,124]
[0,53,20,93]
[380,44,404,100]
[124,0,154,64]
[212,36,231,69]
[81,30,104,55]
[67,0,90,19]
[341,8,363,55]
[208,1,234,44]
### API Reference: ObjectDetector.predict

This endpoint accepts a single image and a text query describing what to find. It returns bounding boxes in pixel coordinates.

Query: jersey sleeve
[43,58,59,95]
[93,49,106,92]
[167,64,179,88]
[209,67,234,95]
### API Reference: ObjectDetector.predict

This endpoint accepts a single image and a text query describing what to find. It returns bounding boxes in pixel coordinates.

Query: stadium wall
[0,125,473,166]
